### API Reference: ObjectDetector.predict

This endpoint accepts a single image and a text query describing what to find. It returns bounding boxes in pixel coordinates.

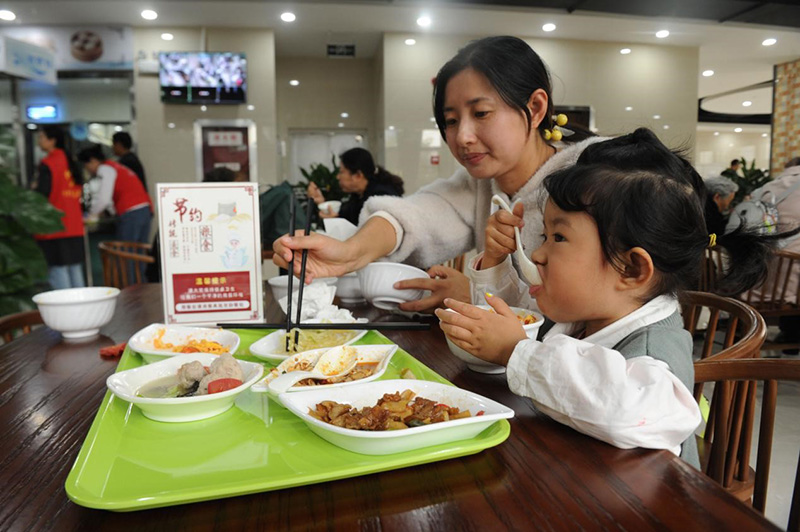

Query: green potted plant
[299,154,348,202]
[0,160,64,315]
[721,157,772,204]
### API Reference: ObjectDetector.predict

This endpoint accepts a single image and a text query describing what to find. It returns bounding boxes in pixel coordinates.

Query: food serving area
[0,283,778,531]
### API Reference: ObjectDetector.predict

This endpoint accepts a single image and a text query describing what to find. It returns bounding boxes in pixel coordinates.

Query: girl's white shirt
[505,294,701,456]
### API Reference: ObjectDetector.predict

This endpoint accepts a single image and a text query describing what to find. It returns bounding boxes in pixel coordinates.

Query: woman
[308,147,404,226]
[274,36,601,312]
[34,125,86,290]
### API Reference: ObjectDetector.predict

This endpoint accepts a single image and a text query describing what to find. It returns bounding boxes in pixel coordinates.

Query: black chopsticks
[293,197,314,347]
[219,321,431,331]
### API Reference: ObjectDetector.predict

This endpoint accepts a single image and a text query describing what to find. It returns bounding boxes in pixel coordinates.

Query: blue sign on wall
[26,104,58,121]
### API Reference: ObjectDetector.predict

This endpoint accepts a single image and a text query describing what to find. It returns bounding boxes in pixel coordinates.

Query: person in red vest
[34,125,86,290]
[78,144,153,244]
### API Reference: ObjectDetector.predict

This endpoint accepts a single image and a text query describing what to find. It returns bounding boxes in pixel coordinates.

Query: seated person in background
[112,131,147,189]
[78,144,152,244]
[703,175,738,236]
[307,147,404,226]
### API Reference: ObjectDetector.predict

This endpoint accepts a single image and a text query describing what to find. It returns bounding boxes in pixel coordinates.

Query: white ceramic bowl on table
[106,353,263,423]
[32,287,120,339]
[280,379,514,455]
[128,323,241,364]
[336,272,365,304]
[357,262,427,310]
[443,306,544,375]
[268,275,338,303]
[318,200,342,215]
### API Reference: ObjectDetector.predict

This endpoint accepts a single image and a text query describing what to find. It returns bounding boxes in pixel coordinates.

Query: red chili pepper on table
[99,343,127,358]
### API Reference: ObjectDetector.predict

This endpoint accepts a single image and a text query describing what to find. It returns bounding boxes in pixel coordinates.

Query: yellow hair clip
[708,233,717,248]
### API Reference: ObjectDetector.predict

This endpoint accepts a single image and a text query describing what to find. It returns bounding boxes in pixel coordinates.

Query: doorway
[288,130,368,185]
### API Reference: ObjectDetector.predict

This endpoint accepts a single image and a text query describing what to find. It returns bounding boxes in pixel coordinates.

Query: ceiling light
[655,30,670,39]
[388,125,395,130]
[200,105,207,112]
[620,48,631,55]
[762,38,777,46]
[340,112,349,118]
[247,105,255,111]
[734,127,742,133]
[416,16,431,28]
[0,9,16,21]
[742,101,752,107]
[281,12,296,22]
[114,125,123,132]
[337,122,345,128]
[168,122,176,129]
[289,79,299,86]
[542,23,556,32]
[26,123,37,130]
[405,38,416,46]
[625,106,633,111]
[141,9,158,20]
[663,125,670,130]
[702,70,714,77]
[161,33,174,41]
[653,114,661,120]
[714,131,719,136]
[762,133,768,137]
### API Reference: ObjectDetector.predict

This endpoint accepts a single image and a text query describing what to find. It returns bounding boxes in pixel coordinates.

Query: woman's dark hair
[432,35,593,143]
[40,125,83,186]
[543,128,793,299]
[203,167,236,183]
[340,147,404,195]
[77,144,107,164]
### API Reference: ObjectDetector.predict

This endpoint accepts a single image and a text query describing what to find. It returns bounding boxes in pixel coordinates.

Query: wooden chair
[98,241,155,289]
[742,248,800,351]
[699,247,724,293]
[682,291,767,504]
[694,358,800,529]
[443,253,466,273]
[0,310,43,344]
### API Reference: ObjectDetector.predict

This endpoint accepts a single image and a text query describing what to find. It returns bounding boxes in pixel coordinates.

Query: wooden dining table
[0,283,780,531]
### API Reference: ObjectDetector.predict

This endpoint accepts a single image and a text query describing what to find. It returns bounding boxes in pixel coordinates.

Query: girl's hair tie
[708,233,717,248]
[544,113,571,142]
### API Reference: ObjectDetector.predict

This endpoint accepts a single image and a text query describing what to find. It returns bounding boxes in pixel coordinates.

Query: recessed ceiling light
[281,12,296,22]
[620,48,632,55]
[0,9,16,21]
[653,114,661,119]
[762,133,768,137]
[742,101,752,107]
[289,79,299,86]
[762,38,777,46]
[340,112,349,118]
[114,125,123,132]
[141,9,158,20]
[26,123,37,130]
[168,122,176,129]
[663,125,670,130]
[656,30,670,39]
[161,33,174,41]
[200,105,207,112]
[388,125,395,130]
[713,131,719,136]
[247,104,255,111]
[542,23,556,32]
[337,122,345,128]
[416,15,431,27]
[702,70,714,77]
[405,38,416,46]
[734,127,743,133]
[625,106,633,111]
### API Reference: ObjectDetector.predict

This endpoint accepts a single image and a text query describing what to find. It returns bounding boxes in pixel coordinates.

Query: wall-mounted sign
[157,182,263,325]
[327,44,355,58]
[26,104,58,121]
[194,119,257,181]
[0,36,56,84]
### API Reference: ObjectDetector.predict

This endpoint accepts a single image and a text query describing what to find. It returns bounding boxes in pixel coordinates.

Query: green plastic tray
[65,330,511,511]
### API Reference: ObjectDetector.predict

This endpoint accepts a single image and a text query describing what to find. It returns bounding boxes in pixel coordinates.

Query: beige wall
[275,56,377,181]
[695,128,771,178]
[381,33,700,194]
[132,27,277,193]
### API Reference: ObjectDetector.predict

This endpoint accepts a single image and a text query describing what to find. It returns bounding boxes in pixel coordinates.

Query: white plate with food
[128,323,241,364]
[106,353,263,422]
[280,379,514,455]
[248,327,368,363]
[251,344,398,394]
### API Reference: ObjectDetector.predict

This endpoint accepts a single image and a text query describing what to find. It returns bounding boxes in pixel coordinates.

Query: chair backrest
[742,248,800,315]
[694,358,800,529]
[98,241,155,289]
[699,247,724,293]
[443,253,466,273]
[0,310,43,344]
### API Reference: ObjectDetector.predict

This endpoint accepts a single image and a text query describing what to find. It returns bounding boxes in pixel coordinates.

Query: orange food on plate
[152,328,228,355]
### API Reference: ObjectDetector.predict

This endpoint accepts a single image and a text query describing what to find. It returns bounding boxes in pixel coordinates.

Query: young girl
[436,132,782,466]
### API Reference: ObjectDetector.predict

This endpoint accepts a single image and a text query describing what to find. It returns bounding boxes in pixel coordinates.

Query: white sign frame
[194,119,257,182]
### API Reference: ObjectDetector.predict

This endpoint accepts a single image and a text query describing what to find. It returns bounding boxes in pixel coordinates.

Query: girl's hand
[273,230,357,282]
[482,202,524,269]
[395,265,470,313]
[435,294,527,365]
[307,182,325,205]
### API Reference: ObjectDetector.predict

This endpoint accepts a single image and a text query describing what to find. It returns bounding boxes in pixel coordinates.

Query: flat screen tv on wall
[159,52,247,104]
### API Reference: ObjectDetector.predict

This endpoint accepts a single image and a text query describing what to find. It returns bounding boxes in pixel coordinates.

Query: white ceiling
[4,1,800,114]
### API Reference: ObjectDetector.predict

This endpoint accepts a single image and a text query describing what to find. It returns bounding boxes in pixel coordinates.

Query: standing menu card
[157,183,263,325]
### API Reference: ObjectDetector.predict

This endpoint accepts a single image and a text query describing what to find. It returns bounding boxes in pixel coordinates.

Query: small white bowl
[357,262,427,310]
[267,275,338,303]
[106,353,263,423]
[32,287,120,339]
[443,306,544,374]
[249,327,367,363]
[280,379,514,455]
[318,200,342,215]
[128,323,241,364]
[336,272,365,304]
[251,344,397,394]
